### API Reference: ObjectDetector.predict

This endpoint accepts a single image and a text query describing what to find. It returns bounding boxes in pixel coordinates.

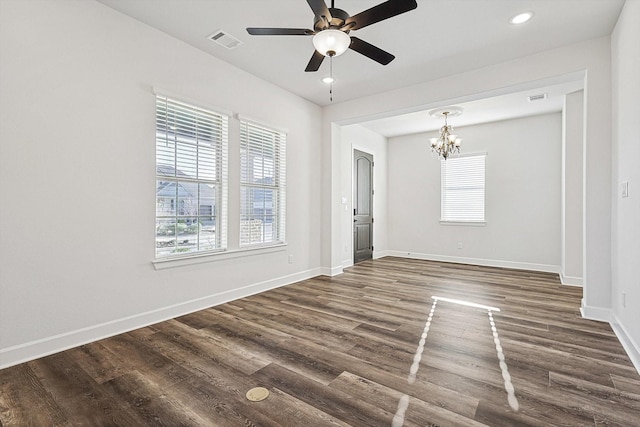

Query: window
[239,120,286,247]
[441,153,486,223]
[155,95,228,258]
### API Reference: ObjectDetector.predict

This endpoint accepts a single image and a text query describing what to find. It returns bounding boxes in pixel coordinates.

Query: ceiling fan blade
[345,0,417,31]
[306,0,332,21]
[247,28,314,36]
[348,36,395,65]
[305,50,325,72]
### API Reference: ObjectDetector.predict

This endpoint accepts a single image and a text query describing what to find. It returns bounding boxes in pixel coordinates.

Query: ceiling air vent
[528,93,548,102]
[208,30,242,49]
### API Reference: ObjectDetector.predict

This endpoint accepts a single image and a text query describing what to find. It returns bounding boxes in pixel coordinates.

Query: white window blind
[239,120,286,247]
[441,154,486,223]
[155,95,228,258]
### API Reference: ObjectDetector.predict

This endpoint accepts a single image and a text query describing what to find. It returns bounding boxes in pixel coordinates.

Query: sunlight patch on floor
[392,295,518,426]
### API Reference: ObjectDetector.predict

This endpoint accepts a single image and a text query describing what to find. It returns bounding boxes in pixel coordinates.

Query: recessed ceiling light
[322,76,335,84]
[509,11,534,25]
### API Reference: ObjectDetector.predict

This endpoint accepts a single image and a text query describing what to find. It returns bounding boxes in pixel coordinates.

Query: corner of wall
[611,315,640,375]
[580,298,612,322]
[559,271,583,287]
[320,265,344,277]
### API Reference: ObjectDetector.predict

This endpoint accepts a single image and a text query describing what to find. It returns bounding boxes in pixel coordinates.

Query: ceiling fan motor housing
[314,8,350,31]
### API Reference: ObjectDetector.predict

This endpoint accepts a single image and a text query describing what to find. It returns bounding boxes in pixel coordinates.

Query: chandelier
[429,107,463,160]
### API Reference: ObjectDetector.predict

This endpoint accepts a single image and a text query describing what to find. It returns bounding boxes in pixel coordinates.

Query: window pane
[155,218,176,258]
[441,155,485,222]
[156,137,175,172]
[239,120,286,247]
[198,146,217,180]
[198,222,217,251]
[175,143,198,178]
[155,95,227,258]
[178,182,198,216]
[156,180,177,217]
[173,217,198,254]
[199,183,216,216]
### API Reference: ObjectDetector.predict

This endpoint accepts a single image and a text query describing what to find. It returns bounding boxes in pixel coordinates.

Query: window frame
[440,152,487,225]
[154,94,229,259]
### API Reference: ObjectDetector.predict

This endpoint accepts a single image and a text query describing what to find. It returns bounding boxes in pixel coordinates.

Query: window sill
[439,221,486,227]
[152,243,287,270]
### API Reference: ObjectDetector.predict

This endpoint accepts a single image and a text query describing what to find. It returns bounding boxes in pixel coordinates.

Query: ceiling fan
[246,0,418,72]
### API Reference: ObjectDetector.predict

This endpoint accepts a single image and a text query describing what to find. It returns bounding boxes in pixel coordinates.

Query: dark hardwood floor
[1,257,639,426]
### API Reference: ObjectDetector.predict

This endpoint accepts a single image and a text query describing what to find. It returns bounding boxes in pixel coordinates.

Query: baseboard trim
[320,265,343,277]
[560,272,583,287]
[340,250,390,268]
[341,259,354,269]
[373,250,391,259]
[579,299,612,323]
[0,267,322,370]
[386,251,560,274]
[610,315,640,375]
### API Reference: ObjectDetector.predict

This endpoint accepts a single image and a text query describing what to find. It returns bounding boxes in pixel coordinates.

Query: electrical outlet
[621,181,629,198]
[288,254,294,264]
[457,242,463,249]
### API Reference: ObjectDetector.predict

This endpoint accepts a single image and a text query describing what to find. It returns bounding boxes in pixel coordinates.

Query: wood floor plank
[152,319,272,375]
[548,371,640,421]
[473,399,557,427]
[28,352,145,425]
[419,363,597,426]
[261,387,352,427]
[212,299,360,352]
[276,334,481,419]
[66,341,124,384]
[252,363,399,426]
[611,374,640,394]
[101,370,214,426]
[0,363,69,426]
[329,371,487,427]
[1,257,639,426]
[200,313,343,385]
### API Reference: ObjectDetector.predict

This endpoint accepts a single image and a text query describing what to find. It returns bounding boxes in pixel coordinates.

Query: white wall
[0,0,322,367]
[387,114,562,271]
[611,0,640,370]
[340,125,389,266]
[561,91,584,285]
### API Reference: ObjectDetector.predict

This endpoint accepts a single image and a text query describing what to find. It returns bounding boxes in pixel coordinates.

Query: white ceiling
[97,0,624,136]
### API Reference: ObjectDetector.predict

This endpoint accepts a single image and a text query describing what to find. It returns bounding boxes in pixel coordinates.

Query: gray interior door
[353,150,373,264]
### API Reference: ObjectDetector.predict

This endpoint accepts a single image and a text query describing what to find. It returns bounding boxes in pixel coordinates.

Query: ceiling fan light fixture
[312,29,351,57]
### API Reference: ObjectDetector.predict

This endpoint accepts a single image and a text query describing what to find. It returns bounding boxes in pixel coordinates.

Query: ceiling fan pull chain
[329,55,334,102]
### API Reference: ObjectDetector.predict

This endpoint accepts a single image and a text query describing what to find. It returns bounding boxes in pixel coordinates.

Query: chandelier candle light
[429,107,463,160]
